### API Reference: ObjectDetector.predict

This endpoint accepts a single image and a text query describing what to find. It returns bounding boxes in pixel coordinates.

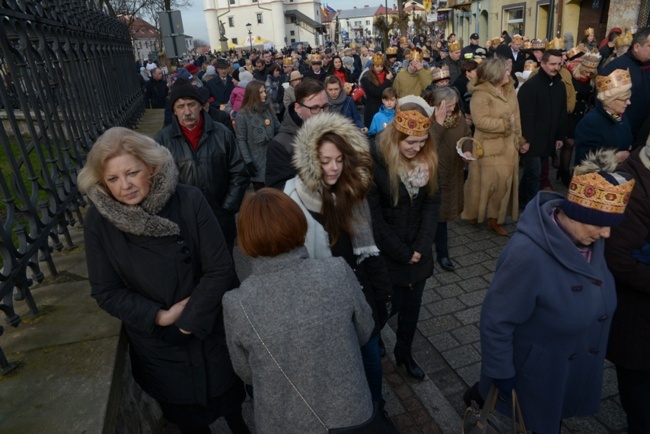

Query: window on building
[252,0,258,3]
[290,16,297,23]
[291,38,296,43]
[366,20,370,25]
[257,13,263,24]
[228,16,234,27]
[503,6,524,36]
[232,38,238,44]
[229,0,235,4]
[290,30,295,36]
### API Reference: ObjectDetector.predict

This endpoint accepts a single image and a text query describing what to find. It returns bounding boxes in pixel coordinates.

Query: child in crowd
[368,87,398,137]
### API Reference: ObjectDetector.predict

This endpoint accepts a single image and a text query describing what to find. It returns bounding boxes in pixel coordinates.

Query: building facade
[120,16,162,64]
[203,0,325,50]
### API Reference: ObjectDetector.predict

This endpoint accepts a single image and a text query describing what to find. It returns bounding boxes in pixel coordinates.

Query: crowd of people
[85,25,650,433]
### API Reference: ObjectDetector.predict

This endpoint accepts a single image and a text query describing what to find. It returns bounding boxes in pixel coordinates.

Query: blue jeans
[360,335,383,404]
[520,155,542,207]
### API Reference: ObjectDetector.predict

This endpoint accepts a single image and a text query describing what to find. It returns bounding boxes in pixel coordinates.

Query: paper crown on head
[349,42,357,49]
[512,34,524,41]
[411,48,423,62]
[310,54,322,62]
[400,37,408,44]
[448,41,462,51]
[491,37,501,45]
[372,53,385,65]
[523,60,537,71]
[393,108,431,137]
[369,43,376,49]
[386,46,398,55]
[546,37,565,50]
[562,170,634,227]
[615,30,634,49]
[585,27,595,36]
[596,68,632,93]
[523,40,533,50]
[283,57,294,66]
[274,52,284,59]
[531,39,547,50]
[567,43,587,59]
[431,65,451,82]
[580,51,602,69]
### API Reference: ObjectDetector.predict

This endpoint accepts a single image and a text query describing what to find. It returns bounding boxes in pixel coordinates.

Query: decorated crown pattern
[372,54,385,65]
[567,172,634,215]
[581,52,602,69]
[394,109,431,137]
[596,69,632,92]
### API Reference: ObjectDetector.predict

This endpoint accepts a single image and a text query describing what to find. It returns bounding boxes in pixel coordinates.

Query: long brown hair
[240,80,273,114]
[377,103,438,206]
[366,61,388,87]
[318,132,373,246]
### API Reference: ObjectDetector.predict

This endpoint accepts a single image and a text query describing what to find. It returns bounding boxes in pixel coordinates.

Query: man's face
[256,61,265,71]
[449,35,456,43]
[471,38,478,46]
[283,65,293,75]
[511,40,522,51]
[633,35,650,63]
[173,97,202,129]
[311,61,322,73]
[263,52,272,64]
[294,90,328,120]
[217,67,228,78]
[450,50,461,61]
[361,47,368,56]
[297,45,303,53]
[541,55,562,77]
[152,69,163,81]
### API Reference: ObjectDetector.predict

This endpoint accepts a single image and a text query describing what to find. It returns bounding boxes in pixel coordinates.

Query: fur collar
[292,112,372,195]
[87,159,181,237]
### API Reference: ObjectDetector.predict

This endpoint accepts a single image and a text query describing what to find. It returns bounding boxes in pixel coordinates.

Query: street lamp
[246,23,253,52]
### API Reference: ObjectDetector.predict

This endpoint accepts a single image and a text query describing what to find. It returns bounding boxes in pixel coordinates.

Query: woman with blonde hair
[235,80,280,190]
[79,127,249,434]
[461,57,523,235]
[368,101,439,379]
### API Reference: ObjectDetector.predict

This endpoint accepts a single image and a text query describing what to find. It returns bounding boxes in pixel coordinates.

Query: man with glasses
[266,78,328,189]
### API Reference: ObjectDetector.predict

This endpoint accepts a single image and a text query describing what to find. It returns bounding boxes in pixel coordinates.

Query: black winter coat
[517,68,567,157]
[206,75,235,105]
[145,78,168,108]
[85,185,238,405]
[154,113,248,244]
[605,148,650,371]
[360,73,393,128]
[264,105,302,189]
[367,148,439,286]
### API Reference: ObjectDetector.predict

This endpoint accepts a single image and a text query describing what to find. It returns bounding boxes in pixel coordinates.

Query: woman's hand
[615,150,630,162]
[155,297,190,327]
[409,251,422,264]
[434,100,447,126]
[462,151,474,161]
[386,70,393,80]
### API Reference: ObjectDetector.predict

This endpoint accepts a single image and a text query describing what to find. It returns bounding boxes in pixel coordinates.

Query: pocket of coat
[520,344,544,375]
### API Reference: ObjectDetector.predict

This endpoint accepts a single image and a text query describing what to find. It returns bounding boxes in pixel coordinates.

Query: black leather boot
[394,350,425,380]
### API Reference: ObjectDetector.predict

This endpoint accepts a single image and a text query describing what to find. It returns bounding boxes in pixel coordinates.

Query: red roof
[118,16,160,39]
[375,5,398,15]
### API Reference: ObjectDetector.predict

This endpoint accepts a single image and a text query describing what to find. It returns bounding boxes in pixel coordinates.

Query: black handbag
[462,384,527,434]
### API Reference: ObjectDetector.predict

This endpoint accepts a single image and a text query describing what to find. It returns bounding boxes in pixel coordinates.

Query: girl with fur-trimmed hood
[283,112,395,414]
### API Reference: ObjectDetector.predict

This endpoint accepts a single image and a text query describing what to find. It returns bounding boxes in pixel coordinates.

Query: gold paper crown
[567,43,586,59]
[566,172,634,218]
[283,57,294,66]
[448,41,461,51]
[431,66,450,82]
[546,37,565,50]
[596,69,632,93]
[400,37,408,44]
[512,34,523,41]
[523,41,533,50]
[393,109,431,137]
[531,39,547,50]
[386,46,398,55]
[615,30,633,49]
[349,42,357,49]
[580,52,602,69]
[274,53,284,59]
[523,60,537,72]
[491,37,501,45]
[371,53,385,65]
[585,27,595,36]
[411,48,422,62]
[310,54,322,62]
[369,43,376,50]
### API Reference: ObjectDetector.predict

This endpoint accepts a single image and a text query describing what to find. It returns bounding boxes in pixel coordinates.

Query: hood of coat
[292,112,372,193]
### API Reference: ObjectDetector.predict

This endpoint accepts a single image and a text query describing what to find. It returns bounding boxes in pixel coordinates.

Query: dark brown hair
[241,80,272,114]
[237,189,307,257]
[295,78,326,104]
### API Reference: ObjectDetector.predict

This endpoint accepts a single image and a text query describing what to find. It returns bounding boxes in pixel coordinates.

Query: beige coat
[430,118,471,222]
[461,79,522,224]
[393,68,432,98]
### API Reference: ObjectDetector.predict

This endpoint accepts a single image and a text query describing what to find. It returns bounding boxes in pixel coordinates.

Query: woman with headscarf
[461,58,523,236]
[367,102,439,380]
[282,112,395,415]
[79,127,249,434]
[476,150,635,434]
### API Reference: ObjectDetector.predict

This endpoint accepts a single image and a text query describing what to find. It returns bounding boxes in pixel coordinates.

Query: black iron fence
[0,0,145,373]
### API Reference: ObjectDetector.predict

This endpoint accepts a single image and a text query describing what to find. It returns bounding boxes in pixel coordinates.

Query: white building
[203,0,325,50]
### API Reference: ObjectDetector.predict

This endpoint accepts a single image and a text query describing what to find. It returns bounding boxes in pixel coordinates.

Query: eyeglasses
[298,102,329,114]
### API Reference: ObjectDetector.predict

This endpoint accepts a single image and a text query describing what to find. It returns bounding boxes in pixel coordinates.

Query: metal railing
[0,0,145,373]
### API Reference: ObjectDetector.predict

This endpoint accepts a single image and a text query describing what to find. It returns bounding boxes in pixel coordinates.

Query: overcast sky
[178,0,377,44]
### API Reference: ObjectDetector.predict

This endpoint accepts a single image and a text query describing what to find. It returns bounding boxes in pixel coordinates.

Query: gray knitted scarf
[295,177,380,262]
[86,159,181,237]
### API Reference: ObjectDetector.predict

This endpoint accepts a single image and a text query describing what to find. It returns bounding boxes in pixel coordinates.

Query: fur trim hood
[292,112,372,193]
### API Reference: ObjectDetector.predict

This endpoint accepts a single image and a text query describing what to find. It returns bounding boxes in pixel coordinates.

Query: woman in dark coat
[283,112,394,410]
[360,54,394,128]
[477,151,635,434]
[368,102,439,380]
[79,127,249,434]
